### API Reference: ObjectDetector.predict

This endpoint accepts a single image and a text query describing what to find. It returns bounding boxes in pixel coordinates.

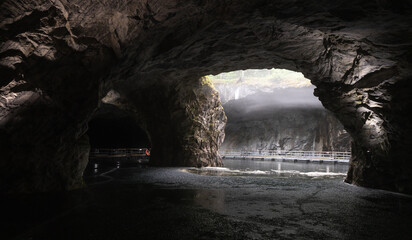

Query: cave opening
[84,103,151,175]
[206,68,352,176]
[87,105,150,149]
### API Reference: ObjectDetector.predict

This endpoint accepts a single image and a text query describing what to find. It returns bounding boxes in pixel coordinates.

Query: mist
[221,86,324,122]
[228,85,322,109]
[209,69,324,119]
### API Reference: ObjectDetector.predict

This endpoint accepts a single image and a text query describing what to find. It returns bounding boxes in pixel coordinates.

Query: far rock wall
[221,102,351,153]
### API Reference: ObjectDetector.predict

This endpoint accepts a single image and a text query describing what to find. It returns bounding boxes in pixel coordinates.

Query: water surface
[187,159,349,178]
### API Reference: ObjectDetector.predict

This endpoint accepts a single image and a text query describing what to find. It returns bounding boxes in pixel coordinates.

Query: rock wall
[222,106,350,153]
[218,85,351,152]
[0,1,117,193]
[315,78,412,193]
[102,76,226,167]
[1,0,411,193]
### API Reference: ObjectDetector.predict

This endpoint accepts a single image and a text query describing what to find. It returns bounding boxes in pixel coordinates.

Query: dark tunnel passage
[84,103,151,177]
[87,104,150,149]
[88,117,149,148]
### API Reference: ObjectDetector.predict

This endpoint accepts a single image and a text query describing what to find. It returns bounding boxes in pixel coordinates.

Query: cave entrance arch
[206,68,352,174]
[208,69,352,153]
[104,38,410,194]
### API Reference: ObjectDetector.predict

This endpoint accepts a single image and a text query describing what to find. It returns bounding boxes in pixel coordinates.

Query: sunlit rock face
[1,0,411,193]
[221,91,351,152]
[211,70,350,153]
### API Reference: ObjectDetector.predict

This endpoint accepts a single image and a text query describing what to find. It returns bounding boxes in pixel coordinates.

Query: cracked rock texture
[221,96,350,152]
[102,77,226,168]
[1,0,412,193]
[216,84,350,152]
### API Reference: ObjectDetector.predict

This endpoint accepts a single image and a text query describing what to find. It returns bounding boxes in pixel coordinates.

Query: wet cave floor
[2,160,412,240]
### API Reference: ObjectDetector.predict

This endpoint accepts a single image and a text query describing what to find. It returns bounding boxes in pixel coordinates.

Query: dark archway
[1,0,411,194]
[87,104,150,149]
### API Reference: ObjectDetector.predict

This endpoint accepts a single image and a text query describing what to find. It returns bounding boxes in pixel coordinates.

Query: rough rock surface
[217,85,350,152]
[1,0,412,193]
[222,104,350,152]
[102,77,226,167]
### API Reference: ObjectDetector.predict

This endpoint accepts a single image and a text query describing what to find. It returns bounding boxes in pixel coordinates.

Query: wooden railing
[90,148,150,158]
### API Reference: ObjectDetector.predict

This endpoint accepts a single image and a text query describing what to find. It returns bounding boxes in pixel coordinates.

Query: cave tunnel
[87,104,151,149]
[84,103,151,175]
[1,0,412,238]
[0,0,411,195]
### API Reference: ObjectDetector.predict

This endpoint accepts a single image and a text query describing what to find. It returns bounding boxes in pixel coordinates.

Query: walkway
[220,150,351,164]
[90,148,150,161]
